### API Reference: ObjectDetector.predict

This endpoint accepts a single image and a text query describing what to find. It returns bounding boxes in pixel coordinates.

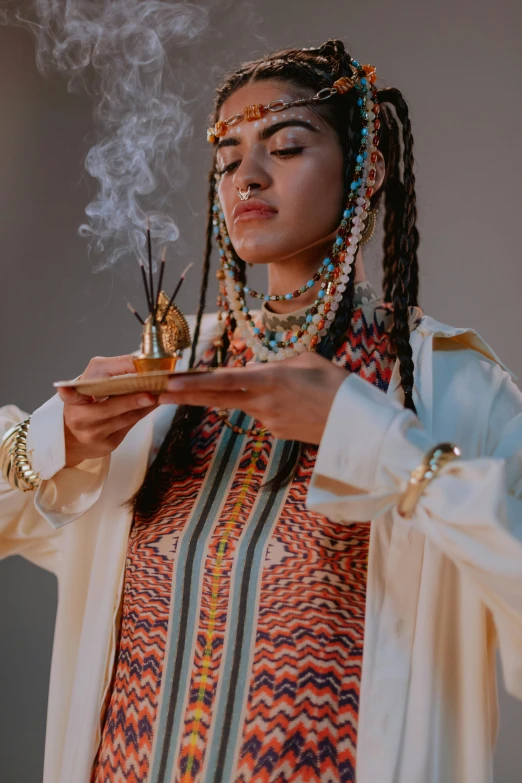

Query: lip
[233,198,278,223]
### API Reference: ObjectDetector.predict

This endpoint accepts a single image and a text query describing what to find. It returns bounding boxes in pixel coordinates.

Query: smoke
[1,0,256,269]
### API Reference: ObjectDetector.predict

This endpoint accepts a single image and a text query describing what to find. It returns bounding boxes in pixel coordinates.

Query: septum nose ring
[237,186,252,201]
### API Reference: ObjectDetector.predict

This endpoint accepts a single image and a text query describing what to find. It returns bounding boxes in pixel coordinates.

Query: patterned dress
[90,283,422,783]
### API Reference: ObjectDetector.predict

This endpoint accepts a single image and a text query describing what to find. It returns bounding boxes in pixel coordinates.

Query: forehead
[218,79,316,123]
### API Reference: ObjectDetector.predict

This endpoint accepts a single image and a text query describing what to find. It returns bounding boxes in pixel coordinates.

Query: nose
[232,148,270,195]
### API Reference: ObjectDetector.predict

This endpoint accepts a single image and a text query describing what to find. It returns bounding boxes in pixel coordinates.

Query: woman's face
[216,80,346,267]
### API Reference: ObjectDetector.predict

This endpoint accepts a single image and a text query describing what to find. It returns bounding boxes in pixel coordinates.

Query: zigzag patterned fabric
[91,287,423,783]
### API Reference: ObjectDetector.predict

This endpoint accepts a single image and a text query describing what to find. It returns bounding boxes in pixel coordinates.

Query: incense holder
[133,291,192,373]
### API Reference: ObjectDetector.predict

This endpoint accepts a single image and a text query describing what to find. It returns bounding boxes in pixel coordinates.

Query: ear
[371,149,386,194]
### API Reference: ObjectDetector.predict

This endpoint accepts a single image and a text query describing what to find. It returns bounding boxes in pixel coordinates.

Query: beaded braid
[130,39,422,514]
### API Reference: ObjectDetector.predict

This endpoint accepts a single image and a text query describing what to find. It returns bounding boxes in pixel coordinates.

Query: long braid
[188,170,217,368]
[379,88,419,412]
[378,102,402,302]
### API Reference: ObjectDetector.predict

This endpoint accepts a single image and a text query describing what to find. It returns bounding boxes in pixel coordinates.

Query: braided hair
[130,38,420,514]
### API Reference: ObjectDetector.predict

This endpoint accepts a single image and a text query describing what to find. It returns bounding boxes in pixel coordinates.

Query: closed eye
[218,147,305,175]
[272,146,305,158]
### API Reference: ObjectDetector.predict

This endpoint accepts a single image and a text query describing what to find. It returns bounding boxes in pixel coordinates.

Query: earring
[359,207,378,245]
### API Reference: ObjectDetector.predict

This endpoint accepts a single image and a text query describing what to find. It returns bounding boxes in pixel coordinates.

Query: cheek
[277,153,345,240]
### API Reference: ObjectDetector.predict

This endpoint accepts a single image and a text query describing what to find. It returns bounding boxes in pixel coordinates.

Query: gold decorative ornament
[1,418,41,492]
[359,207,378,245]
[397,442,462,519]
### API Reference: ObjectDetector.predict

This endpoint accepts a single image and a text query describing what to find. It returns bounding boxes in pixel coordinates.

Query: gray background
[1,0,521,780]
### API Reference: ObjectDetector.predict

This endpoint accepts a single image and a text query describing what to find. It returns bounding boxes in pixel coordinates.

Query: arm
[306,369,522,698]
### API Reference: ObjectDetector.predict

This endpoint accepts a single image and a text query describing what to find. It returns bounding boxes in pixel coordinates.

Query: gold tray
[54,369,209,398]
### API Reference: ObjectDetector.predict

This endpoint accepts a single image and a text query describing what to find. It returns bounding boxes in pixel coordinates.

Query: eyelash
[218,146,305,175]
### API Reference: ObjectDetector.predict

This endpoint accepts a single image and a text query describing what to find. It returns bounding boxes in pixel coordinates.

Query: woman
[1,40,521,783]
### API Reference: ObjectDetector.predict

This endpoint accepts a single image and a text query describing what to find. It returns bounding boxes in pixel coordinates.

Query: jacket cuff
[26,393,66,480]
[34,454,111,529]
[307,372,434,520]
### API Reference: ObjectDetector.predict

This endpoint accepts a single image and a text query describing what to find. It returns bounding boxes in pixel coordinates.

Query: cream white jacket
[1,312,521,783]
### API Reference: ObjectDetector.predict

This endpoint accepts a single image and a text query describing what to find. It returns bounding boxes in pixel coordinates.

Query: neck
[266,247,367,314]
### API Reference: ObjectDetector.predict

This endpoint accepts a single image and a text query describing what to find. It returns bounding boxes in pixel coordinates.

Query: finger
[88,392,158,421]
[165,366,272,394]
[157,390,256,409]
[99,402,159,436]
[81,354,138,380]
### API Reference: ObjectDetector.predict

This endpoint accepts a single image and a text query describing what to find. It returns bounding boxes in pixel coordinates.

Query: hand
[56,355,159,467]
[157,352,350,444]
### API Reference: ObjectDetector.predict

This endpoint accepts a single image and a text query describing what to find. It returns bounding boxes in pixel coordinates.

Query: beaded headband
[207,62,377,143]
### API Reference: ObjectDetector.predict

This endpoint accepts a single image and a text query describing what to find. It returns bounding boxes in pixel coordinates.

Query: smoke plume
[1,0,255,269]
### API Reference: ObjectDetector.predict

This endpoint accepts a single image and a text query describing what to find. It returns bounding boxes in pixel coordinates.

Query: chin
[230,236,288,265]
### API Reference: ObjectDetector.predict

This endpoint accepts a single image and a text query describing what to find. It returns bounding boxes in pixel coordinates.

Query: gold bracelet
[1,417,42,492]
[397,442,461,519]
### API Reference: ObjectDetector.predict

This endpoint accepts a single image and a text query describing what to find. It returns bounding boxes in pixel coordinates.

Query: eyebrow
[216,119,320,149]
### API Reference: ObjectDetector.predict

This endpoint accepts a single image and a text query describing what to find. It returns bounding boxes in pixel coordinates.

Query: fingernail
[167,379,184,391]
[138,395,153,407]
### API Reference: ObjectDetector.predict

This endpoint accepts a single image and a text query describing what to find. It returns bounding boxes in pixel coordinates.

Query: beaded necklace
[208,58,380,434]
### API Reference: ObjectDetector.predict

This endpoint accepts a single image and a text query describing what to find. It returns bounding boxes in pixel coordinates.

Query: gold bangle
[1,417,42,492]
[397,442,461,519]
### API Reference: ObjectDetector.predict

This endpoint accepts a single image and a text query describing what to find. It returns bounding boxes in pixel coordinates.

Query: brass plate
[54,369,210,398]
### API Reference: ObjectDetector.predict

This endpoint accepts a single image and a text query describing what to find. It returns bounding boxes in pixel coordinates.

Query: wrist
[1,418,42,492]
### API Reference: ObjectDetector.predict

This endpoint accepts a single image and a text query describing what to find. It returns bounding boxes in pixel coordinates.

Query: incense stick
[127,302,145,325]
[160,262,193,324]
[154,246,167,320]
[139,260,153,315]
[146,218,155,322]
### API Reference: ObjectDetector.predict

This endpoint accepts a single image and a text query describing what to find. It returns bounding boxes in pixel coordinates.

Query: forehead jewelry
[210,58,380,435]
[207,67,367,143]
[238,186,252,201]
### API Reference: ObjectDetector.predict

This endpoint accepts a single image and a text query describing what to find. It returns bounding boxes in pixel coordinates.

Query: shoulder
[415,313,517,385]
[414,314,521,438]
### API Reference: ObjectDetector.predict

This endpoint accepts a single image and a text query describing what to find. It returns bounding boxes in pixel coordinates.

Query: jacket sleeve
[27,393,110,529]
[306,368,522,699]
[0,396,110,571]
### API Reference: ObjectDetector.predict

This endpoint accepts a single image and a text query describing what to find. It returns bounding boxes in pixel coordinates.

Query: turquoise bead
[307,279,315,288]
[290,335,298,343]
[318,290,325,298]
[327,262,335,271]
[361,128,368,136]
[335,237,343,246]
[253,327,260,335]
[306,314,313,323]
[285,293,292,300]
[350,181,358,190]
